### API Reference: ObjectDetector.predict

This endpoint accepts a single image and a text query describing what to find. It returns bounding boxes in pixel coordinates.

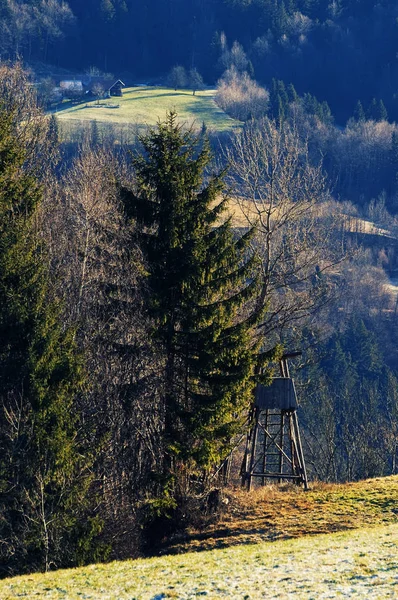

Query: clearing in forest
[55,87,240,139]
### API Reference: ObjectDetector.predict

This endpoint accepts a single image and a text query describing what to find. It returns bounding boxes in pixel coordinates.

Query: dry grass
[162,476,398,554]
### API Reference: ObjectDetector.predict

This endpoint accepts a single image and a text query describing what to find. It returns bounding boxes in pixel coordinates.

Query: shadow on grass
[185,100,237,123]
[123,92,188,102]
[155,519,353,558]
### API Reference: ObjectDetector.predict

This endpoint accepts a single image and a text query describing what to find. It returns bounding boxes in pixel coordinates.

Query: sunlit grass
[1,524,397,599]
[55,87,241,139]
[166,476,398,554]
[1,477,398,598]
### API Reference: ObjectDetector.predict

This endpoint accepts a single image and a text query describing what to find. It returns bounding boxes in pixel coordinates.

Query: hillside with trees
[4,2,398,214]
[1,1,398,581]
[2,0,398,125]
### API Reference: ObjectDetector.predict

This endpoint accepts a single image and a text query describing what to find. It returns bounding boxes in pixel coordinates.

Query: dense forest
[1,0,398,582]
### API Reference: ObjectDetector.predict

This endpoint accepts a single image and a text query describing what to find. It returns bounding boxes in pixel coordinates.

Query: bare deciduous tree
[216,67,268,121]
[225,117,345,346]
[41,146,163,556]
[0,62,58,177]
[167,65,187,90]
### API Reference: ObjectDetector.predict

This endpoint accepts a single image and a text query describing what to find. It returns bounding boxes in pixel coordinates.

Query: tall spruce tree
[121,112,270,496]
[0,82,95,575]
[354,100,366,122]
[269,79,289,124]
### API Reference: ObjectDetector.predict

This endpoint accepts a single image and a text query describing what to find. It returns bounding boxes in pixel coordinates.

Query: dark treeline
[1,62,398,578]
[2,1,398,122]
[299,318,398,482]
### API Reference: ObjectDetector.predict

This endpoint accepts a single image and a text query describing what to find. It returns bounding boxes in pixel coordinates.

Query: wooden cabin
[109,79,125,97]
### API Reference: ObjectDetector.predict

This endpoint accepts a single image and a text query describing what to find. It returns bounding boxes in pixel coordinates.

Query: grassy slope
[1,525,397,599]
[164,476,398,554]
[56,87,240,135]
[1,476,397,599]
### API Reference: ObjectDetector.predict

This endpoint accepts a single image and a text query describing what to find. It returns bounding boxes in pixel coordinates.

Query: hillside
[55,87,240,140]
[4,2,398,123]
[2,62,398,587]
[1,477,397,599]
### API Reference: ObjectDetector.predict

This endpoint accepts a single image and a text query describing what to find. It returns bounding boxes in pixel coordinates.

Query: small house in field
[85,77,126,99]
[109,79,125,97]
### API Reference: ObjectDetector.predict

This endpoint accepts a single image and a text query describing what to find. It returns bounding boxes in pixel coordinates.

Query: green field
[1,477,397,599]
[55,87,240,141]
[1,525,397,599]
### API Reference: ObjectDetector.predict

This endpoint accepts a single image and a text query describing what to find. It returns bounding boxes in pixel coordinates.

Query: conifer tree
[90,118,100,146]
[303,92,317,115]
[277,79,289,109]
[367,98,388,122]
[273,1,289,37]
[247,59,255,79]
[269,78,279,119]
[320,100,333,123]
[287,82,298,103]
[269,79,289,124]
[121,113,269,494]
[354,100,366,122]
[299,319,397,481]
[48,114,60,146]
[377,99,388,122]
[0,76,95,575]
[367,97,378,120]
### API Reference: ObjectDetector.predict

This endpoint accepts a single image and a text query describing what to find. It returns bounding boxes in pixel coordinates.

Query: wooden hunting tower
[241,352,308,490]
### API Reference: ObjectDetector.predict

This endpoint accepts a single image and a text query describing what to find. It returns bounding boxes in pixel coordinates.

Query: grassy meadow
[1,524,397,599]
[1,476,397,599]
[55,87,240,141]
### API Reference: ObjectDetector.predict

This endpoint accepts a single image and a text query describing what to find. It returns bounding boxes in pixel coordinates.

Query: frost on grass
[0,524,397,599]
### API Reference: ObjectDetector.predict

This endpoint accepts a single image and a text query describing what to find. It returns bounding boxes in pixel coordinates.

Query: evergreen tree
[0,84,96,575]
[320,100,333,124]
[90,118,100,146]
[354,100,366,122]
[368,98,388,122]
[269,78,279,119]
[120,112,269,497]
[273,0,289,37]
[287,82,298,103]
[377,99,388,122]
[300,319,396,481]
[277,80,289,114]
[269,78,289,124]
[247,59,255,79]
[48,113,60,146]
[303,92,317,115]
[367,97,378,120]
